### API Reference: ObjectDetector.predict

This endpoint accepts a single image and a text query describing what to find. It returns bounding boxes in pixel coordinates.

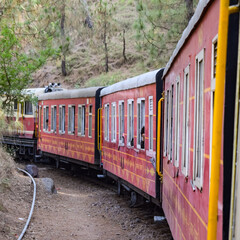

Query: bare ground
[0,163,172,240]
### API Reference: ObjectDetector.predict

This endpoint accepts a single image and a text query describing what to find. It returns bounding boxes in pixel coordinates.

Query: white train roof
[163,0,211,78]
[22,88,46,97]
[100,69,160,97]
[38,86,102,101]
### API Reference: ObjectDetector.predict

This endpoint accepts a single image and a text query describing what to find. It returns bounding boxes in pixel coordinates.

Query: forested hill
[0,0,198,91]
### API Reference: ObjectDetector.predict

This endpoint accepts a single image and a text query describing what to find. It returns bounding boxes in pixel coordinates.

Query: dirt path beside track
[1,164,172,240]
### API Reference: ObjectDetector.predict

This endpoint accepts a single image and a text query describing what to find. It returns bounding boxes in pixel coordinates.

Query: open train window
[169,85,174,161]
[111,102,117,142]
[51,105,57,132]
[14,100,18,111]
[59,105,65,134]
[193,49,204,189]
[119,101,125,145]
[149,96,153,151]
[127,99,134,147]
[78,105,85,136]
[210,35,217,184]
[174,78,180,167]
[182,65,190,176]
[137,98,145,150]
[68,105,75,134]
[88,105,92,138]
[25,101,33,115]
[104,104,109,141]
[43,106,49,132]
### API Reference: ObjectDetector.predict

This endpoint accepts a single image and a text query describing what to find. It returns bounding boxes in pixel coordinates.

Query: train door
[229,12,240,240]
[229,102,240,240]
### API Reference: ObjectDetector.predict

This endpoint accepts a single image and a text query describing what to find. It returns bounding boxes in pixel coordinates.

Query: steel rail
[17,168,36,240]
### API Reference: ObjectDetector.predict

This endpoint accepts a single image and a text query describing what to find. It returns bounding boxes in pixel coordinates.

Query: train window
[43,106,49,131]
[78,105,85,136]
[174,79,180,167]
[88,105,92,138]
[119,101,125,145]
[127,99,134,147]
[210,36,217,183]
[137,98,145,149]
[149,96,153,151]
[59,105,65,133]
[104,104,109,141]
[163,91,168,156]
[68,105,75,134]
[193,49,205,189]
[51,106,57,132]
[14,100,18,111]
[25,101,33,115]
[169,85,174,161]
[182,65,190,176]
[111,102,117,142]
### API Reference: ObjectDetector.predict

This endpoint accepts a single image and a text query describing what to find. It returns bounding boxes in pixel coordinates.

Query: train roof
[163,0,211,78]
[38,86,102,101]
[100,69,161,97]
[22,88,46,96]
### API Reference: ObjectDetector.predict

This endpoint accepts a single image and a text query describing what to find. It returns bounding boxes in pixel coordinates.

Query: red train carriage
[37,87,102,168]
[2,88,46,160]
[100,70,163,204]
[161,0,239,239]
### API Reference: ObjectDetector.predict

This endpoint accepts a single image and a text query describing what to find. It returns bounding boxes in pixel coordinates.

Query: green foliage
[0,26,56,111]
[134,0,195,61]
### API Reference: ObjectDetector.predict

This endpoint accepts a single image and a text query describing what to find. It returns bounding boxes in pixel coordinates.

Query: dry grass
[0,148,15,185]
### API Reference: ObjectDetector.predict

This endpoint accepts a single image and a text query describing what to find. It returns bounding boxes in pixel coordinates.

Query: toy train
[2,0,240,239]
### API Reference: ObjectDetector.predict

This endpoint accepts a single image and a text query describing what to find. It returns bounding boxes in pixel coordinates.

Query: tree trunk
[185,0,193,22]
[103,16,108,73]
[61,2,67,76]
[123,29,127,63]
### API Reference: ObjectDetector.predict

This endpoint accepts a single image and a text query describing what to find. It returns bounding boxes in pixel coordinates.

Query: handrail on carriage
[156,97,164,180]
[207,1,239,239]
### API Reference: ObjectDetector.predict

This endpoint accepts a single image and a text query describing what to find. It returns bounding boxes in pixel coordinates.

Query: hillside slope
[31,0,170,89]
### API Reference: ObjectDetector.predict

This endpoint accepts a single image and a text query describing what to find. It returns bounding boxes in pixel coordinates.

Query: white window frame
[193,49,205,189]
[182,65,190,176]
[168,85,174,161]
[38,106,42,132]
[25,101,33,115]
[174,77,180,167]
[137,98,145,150]
[210,35,217,185]
[127,99,134,147]
[68,105,75,135]
[59,105,65,134]
[111,102,117,142]
[51,105,57,132]
[104,104,110,141]
[88,105,93,138]
[118,100,125,145]
[149,96,154,151]
[43,105,49,132]
[78,105,85,136]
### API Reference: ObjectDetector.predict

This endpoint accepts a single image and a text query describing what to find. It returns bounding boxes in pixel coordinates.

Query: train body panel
[162,0,223,239]
[101,70,159,198]
[37,87,102,166]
